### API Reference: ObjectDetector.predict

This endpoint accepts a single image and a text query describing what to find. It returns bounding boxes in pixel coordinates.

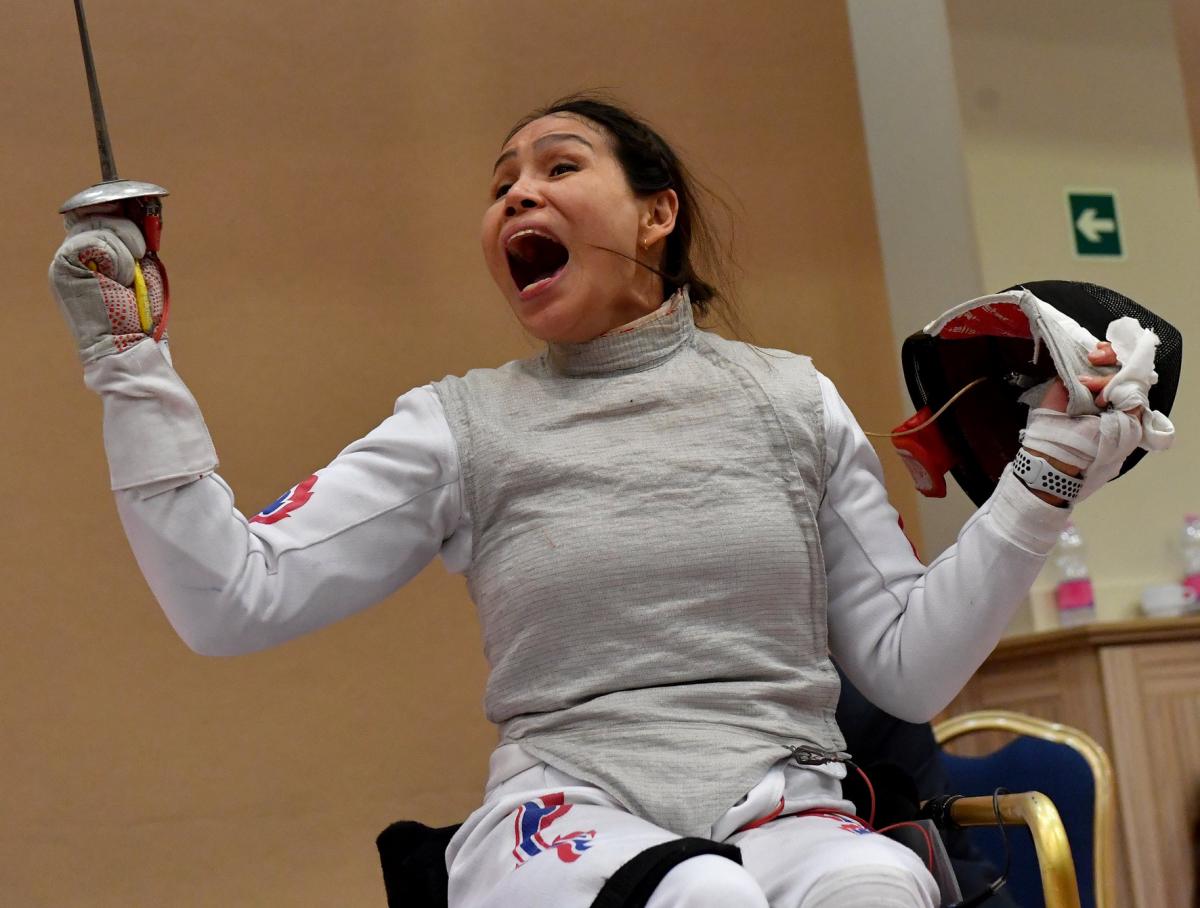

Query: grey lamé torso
[433,298,843,836]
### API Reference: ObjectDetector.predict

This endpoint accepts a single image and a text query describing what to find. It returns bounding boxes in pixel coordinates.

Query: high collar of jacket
[545,287,695,378]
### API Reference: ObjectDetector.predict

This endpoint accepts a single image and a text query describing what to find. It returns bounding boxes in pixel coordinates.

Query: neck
[583,246,666,341]
[546,286,694,377]
[584,271,666,342]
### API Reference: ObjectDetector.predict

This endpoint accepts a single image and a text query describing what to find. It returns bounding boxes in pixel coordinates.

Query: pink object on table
[1055,578,1095,611]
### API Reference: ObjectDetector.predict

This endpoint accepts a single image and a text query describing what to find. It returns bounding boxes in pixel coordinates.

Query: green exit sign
[1066,190,1123,258]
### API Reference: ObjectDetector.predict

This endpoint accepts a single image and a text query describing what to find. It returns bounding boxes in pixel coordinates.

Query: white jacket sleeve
[817,373,1071,722]
[86,338,469,657]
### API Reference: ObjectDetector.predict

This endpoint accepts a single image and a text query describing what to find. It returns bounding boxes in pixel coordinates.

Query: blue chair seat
[939,730,1100,908]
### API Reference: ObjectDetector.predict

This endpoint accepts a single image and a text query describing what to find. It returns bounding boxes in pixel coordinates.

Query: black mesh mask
[899,281,1182,507]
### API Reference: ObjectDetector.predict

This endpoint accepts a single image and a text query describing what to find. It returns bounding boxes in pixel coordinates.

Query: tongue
[524,263,562,291]
[509,234,569,290]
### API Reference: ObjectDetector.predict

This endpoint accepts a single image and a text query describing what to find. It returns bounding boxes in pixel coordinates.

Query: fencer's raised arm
[50,219,467,656]
[106,350,466,656]
[816,373,1070,722]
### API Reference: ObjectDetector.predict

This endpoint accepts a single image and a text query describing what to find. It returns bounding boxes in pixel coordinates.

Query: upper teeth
[507,228,552,250]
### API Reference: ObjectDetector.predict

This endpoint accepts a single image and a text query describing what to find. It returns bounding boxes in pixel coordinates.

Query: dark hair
[506,91,742,336]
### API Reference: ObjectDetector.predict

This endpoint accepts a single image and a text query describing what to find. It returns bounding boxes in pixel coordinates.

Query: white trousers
[446,757,939,908]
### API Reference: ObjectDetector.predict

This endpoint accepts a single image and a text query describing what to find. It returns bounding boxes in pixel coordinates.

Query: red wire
[876,821,935,873]
[791,808,875,827]
[853,763,877,828]
[150,254,170,343]
[734,797,787,834]
[787,806,936,873]
[772,764,933,876]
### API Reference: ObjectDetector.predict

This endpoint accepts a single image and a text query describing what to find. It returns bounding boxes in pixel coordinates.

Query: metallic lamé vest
[433,292,844,836]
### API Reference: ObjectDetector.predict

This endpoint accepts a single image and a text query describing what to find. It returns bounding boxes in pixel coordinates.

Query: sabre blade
[73,0,118,182]
[59,0,167,218]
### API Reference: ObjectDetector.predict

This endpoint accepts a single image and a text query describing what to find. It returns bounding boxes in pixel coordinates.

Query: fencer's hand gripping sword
[59,0,169,338]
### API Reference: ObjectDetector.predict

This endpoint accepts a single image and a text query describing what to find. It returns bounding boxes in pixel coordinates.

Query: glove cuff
[83,338,218,491]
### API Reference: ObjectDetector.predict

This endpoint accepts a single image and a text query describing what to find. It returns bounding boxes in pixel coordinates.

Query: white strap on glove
[48,208,167,365]
[1021,408,1141,501]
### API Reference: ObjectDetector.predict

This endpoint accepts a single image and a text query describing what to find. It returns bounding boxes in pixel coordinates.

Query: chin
[508,285,600,345]
[516,304,592,344]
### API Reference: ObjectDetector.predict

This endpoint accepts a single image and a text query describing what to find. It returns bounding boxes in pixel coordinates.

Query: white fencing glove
[48,205,213,491]
[48,205,168,365]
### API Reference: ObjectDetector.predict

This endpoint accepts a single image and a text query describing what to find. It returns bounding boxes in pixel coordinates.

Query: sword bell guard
[59,179,169,214]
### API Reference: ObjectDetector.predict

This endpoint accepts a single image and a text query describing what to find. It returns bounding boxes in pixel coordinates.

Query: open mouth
[506,229,570,295]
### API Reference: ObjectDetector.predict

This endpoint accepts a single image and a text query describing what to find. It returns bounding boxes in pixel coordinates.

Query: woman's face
[482,114,677,344]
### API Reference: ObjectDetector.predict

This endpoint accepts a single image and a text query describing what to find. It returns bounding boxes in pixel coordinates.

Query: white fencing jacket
[85,301,1072,832]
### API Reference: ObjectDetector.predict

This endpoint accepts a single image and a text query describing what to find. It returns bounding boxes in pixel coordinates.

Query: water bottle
[1053,521,1095,627]
[1182,514,1200,599]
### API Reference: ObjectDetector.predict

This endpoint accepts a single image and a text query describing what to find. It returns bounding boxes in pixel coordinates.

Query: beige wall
[947,0,1200,629]
[1,1,912,904]
[1174,0,1200,186]
[845,0,986,567]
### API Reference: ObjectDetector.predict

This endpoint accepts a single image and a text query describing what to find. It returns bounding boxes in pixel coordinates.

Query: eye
[492,161,578,200]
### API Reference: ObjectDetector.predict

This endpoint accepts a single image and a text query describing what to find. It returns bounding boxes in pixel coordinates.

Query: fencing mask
[893,281,1181,508]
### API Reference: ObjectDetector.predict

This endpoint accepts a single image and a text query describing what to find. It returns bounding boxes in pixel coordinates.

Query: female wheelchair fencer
[49,95,1173,907]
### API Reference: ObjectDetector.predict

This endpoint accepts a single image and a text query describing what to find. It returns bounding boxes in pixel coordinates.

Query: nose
[504,177,544,218]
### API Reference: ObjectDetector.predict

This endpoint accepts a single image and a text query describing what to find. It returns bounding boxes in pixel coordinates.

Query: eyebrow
[492,132,595,173]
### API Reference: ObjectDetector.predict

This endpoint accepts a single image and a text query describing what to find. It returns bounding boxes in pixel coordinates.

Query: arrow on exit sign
[1067,190,1123,258]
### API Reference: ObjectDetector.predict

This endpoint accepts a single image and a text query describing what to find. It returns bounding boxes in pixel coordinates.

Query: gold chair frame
[934,710,1116,908]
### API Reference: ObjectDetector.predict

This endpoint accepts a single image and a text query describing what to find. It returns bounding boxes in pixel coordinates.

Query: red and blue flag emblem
[797,809,873,836]
[250,474,318,525]
[512,792,597,867]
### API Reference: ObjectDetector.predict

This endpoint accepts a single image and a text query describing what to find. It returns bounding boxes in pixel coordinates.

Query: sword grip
[142,213,162,253]
[116,196,170,338]
[125,197,163,253]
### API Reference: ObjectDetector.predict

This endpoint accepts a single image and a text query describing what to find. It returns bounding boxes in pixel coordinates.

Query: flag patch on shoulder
[250,474,318,525]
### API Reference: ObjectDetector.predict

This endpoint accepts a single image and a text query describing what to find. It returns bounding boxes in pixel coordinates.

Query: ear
[640,189,679,250]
